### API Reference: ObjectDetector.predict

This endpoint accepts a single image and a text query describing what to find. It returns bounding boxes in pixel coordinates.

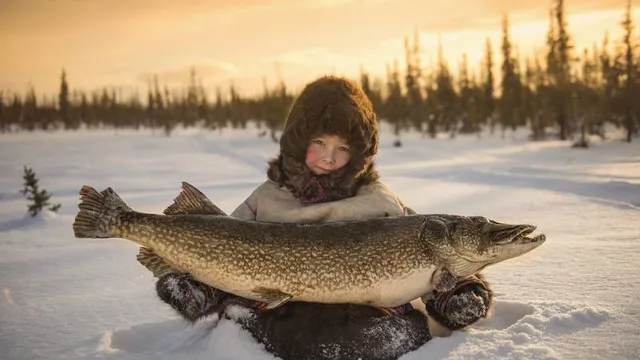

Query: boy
[155,76,493,359]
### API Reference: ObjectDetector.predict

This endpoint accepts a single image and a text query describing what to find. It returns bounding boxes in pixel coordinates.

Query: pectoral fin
[137,247,182,277]
[251,286,293,309]
[432,268,457,293]
[450,257,489,278]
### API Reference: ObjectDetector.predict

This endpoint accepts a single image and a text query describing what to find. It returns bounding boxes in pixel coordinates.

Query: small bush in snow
[20,166,61,217]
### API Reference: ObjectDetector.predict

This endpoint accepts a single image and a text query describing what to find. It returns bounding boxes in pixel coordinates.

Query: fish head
[423,215,546,277]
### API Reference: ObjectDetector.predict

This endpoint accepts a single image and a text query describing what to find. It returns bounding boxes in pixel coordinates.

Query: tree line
[1,0,638,143]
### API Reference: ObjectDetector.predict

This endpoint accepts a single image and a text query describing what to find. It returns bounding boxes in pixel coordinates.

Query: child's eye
[313,139,325,146]
[339,146,350,152]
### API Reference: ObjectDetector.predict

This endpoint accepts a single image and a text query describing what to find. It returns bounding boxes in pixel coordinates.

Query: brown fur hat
[267,75,380,201]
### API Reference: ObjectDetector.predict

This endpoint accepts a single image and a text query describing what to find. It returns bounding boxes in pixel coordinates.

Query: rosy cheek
[305,146,319,166]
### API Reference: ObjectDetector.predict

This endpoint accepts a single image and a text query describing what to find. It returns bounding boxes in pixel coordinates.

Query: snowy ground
[1,124,639,360]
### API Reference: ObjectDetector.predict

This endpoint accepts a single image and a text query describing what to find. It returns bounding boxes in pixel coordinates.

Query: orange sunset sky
[1,0,638,98]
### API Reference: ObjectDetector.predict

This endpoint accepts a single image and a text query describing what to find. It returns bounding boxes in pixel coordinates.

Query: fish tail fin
[73,185,131,238]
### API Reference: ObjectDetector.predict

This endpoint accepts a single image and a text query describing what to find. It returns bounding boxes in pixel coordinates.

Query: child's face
[305,135,351,175]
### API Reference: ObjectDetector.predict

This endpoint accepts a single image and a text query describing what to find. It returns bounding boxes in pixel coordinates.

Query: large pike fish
[72,182,546,309]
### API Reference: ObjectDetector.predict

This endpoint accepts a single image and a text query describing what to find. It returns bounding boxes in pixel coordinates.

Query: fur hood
[266,75,380,202]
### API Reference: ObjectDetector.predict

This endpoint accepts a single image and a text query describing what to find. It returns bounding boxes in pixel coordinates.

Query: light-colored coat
[230,179,411,223]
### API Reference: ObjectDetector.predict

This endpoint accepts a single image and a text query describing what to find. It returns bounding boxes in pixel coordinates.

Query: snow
[1,124,639,360]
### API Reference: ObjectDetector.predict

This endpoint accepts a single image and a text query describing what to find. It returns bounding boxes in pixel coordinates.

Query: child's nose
[321,149,336,163]
[322,155,335,164]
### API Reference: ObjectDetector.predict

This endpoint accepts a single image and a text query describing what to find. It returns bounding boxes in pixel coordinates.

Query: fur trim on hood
[267,75,380,202]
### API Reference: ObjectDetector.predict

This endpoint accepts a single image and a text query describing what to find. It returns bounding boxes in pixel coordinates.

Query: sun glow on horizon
[1,1,638,98]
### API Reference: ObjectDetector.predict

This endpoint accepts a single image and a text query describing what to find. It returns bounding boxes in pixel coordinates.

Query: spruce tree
[433,36,458,136]
[385,59,406,139]
[197,79,209,126]
[22,86,39,131]
[499,13,522,135]
[522,57,541,139]
[185,68,200,128]
[547,0,575,140]
[360,65,384,120]
[360,66,373,99]
[20,166,61,217]
[146,81,156,128]
[0,91,5,133]
[620,0,637,142]
[213,87,226,130]
[79,92,93,128]
[423,69,438,138]
[59,69,73,129]
[481,38,496,132]
[458,53,477,133]
[404,30,424,132]
[360,66,383,115]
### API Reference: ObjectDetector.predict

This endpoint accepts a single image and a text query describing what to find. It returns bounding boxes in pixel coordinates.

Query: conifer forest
[1,0,638,143]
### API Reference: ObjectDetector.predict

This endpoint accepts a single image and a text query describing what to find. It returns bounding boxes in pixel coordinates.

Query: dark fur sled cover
[229,302,432,360]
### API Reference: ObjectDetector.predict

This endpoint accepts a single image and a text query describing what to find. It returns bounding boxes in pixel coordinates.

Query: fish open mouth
[515,233,546,244]
[510,226,546,245]
[495,225,546,245]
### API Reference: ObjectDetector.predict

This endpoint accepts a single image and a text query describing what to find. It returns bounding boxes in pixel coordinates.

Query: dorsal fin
[163,182,227,216]
[141,182,226,277]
